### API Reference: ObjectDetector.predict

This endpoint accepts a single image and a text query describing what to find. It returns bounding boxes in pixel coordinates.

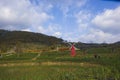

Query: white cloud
[0,0,119,43]
[75,6,120,43]
[75,10,91,32]
[21,28,31,32]
[0,0,53,30]
[36,24,62,38]
[53,32,62,38]
[76,0,87,7]
[92,6,120,34]
[74,7,120,43]
[78,29,120,43]
[62,28,120,43]
[62,32,80,42]
[76,11,91,22]
[34,1,53,12]
[79,29,120,43]
[37,26,47,33]
[57,0,87,17]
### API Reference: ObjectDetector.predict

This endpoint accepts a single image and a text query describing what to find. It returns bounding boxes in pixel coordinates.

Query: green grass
[37,51,70,62]
[0,48,120,80]
[0,65,120,80]
[0,53,38,63]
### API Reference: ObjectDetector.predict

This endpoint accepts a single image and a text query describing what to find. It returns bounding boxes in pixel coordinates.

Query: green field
[0,48,120,80]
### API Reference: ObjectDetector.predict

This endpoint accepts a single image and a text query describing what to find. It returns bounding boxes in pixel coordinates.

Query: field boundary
[32,52,42,61]
[0,62,100,67]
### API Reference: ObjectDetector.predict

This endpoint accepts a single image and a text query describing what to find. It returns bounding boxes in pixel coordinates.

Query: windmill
[63,41,79,57]
[70,43,76,57]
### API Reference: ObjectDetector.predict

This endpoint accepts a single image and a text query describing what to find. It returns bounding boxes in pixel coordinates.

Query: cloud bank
[0,0,53,31]
[92,6,120,34]
[0,0,119,43]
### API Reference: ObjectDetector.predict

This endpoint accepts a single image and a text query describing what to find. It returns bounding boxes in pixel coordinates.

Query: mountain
[0,29,65,53]
[114,41,120,45]
[0,29,63,45]
[0,29,120,53]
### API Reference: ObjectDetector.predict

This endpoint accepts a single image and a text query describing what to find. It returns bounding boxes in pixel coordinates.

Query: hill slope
[0,29,63,45]
[0,29,64,53]
[0,29,120,53]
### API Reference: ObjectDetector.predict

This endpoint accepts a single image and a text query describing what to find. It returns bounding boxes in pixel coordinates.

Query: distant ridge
[0,29,63,45]
[0,29,66,53]
[0,29,119,53]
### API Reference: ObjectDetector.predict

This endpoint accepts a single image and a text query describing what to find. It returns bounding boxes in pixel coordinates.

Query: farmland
[0,48,120,80]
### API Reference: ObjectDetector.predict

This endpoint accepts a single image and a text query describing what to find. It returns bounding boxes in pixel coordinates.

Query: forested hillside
[0,29,120,53]
[0,29,63,45]
[0,29,64,53]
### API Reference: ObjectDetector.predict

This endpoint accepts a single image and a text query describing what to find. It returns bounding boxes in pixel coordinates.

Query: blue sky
[0,0,120,43]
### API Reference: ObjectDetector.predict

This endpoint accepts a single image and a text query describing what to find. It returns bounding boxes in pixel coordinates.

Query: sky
[0,0,120,43]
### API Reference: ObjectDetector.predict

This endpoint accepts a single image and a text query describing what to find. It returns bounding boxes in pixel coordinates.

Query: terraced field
[0,49,120,80]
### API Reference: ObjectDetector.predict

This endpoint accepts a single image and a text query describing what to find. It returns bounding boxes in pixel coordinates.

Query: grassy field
[0,48,120,80]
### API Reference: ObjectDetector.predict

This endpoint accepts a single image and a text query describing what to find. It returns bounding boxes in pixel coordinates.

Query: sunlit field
[0,48,120,80]
[0,0,120,80]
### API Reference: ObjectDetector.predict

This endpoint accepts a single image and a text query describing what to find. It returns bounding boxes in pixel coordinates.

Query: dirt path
[6,53,14,56]
[0,62,100,67]
[32,52,42,61]
[41,62,100,67]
